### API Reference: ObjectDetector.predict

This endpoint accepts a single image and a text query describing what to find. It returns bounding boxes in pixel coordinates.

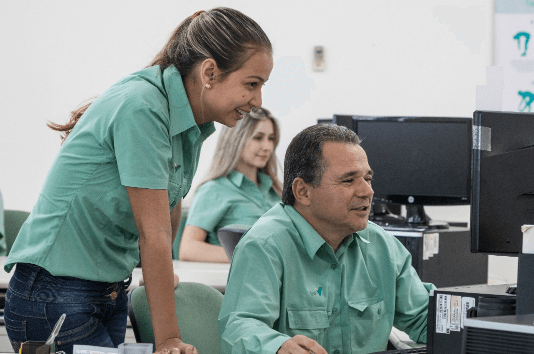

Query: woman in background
[4,7,272,354]
[179,108,282,263]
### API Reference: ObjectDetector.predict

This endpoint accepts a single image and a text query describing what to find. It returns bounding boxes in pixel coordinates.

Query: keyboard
[369,347,427,354]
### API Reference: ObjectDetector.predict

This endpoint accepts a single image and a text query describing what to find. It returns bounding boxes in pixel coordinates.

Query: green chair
[3,210,30,255]
[128,282,223,354]
[172,209,188,260]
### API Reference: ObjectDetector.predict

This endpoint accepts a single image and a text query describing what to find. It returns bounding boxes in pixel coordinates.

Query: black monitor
[332,114,472,229]
[471,110,534,255]
[470,110,534,315]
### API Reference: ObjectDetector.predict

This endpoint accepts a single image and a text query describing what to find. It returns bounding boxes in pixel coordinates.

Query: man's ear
[292,177,312,207]
[199,58,219,85]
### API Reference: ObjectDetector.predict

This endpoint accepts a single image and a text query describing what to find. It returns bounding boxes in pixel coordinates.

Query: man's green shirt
[6,65,215,282]
[219,203,433,354]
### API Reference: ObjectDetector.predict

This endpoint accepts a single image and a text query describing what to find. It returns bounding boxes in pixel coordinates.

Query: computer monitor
[470,110,534,315]
[333,115,472,229]
[471,110,534,256]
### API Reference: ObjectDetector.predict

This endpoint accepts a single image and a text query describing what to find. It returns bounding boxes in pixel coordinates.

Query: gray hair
[199,107,282,196]
[282,124,361,205]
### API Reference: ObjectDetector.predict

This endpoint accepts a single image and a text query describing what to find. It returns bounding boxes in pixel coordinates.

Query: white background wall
[0,0,517,282]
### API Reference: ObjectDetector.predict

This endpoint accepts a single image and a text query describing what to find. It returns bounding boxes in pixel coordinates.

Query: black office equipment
[369,347,427,354]
[470,110,534,315]
[217,224,250,261]
[333,115,472,229]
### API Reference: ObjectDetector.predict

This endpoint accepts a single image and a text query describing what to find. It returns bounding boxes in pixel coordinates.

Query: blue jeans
[4,263,131,354]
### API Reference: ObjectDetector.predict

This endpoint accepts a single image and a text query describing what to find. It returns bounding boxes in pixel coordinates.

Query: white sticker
[450,296,461,332]
[436,294,451,334]
[430,233,439,255]
[423,234,432,261]
[461,297,476,329]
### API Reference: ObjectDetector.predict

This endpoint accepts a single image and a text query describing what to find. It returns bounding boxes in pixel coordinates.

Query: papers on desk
[73,343,152,354]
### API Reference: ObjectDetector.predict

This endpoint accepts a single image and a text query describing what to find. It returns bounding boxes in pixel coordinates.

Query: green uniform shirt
[219,203,433,354]
[5,65,215,282]
[186,170,281,246]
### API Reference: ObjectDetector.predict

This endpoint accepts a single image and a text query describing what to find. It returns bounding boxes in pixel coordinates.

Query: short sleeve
[105,102,171,189]
[186,182,230,234]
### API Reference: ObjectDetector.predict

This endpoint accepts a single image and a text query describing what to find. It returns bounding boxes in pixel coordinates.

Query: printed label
[436,294,451,334]
[450,296,462,331]
[461,297,476,329]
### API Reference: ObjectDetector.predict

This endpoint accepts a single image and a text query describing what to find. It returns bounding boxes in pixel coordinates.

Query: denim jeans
[4,263,131,354]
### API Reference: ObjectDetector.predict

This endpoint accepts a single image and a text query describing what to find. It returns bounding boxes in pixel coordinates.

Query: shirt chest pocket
[348,299,390,349]
[287,309,329,345]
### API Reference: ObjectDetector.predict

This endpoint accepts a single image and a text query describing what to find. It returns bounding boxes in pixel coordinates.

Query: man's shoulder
[240,203,296,246]
[358,221,400,245]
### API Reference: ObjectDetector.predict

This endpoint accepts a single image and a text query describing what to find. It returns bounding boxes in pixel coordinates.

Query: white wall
[1,0,515,281]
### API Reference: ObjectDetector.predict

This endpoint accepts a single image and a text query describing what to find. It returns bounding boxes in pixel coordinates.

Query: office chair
[128,282,223,354]
[3,210,30,255]
[216,224,250,262]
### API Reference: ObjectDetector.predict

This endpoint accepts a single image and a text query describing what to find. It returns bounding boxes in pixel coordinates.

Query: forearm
[179,225,229,263]
[139,226,181,346]
[179,238,229,263]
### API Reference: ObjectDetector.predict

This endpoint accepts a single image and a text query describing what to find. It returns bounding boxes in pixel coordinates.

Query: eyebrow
[338,169,374,180]
[246,75,268,83]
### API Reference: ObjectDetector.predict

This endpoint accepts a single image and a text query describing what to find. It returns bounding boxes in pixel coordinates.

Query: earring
[205,83,211,89]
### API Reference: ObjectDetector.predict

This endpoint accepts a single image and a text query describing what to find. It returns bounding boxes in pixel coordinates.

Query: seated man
[218,124,434,354]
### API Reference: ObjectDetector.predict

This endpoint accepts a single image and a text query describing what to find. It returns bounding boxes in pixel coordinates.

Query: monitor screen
[471,110,534,255]
[332,115,472,228]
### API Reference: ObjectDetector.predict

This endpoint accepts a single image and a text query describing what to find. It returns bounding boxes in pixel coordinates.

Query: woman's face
[204,50,273,127]
[239,118,276,170]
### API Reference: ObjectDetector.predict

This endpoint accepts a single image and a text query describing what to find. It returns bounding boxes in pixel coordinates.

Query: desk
[0,257,230,292]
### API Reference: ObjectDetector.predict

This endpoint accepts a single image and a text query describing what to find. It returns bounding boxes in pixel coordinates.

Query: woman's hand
[156,338,198,354]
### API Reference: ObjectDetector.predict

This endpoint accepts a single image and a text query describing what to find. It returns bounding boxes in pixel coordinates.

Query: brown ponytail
[47,99,95,144]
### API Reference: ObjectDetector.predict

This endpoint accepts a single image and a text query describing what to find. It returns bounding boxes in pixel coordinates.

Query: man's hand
[154,338,198,354]
[277,335,328,354]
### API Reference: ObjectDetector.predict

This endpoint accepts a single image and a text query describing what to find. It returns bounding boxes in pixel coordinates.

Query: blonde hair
[199,107,282,196]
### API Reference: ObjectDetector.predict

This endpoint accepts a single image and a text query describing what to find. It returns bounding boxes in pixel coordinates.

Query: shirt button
[378,308,382,315]
[331,264,337,269]
[332,308,337,314]
[334,350,340,354]
[358,311,364,317]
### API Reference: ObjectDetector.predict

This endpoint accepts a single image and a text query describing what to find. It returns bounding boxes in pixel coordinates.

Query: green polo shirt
[219,203,434,354]
[5,65,215,282]
[186,170,281,245]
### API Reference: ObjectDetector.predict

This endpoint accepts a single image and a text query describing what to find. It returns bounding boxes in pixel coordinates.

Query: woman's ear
[292,177,312,207]
[199,58,219,85]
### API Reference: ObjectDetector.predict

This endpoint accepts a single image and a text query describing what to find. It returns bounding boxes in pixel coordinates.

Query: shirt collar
[161,65,215,142]
[227,170,273,191]
[285,205,372,259]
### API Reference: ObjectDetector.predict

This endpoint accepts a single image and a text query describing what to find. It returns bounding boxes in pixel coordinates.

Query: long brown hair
[48,7,272,143]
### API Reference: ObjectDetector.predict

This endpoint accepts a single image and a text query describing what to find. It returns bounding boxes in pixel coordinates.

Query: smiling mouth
[352,205,370,212]
[236,108,249,119]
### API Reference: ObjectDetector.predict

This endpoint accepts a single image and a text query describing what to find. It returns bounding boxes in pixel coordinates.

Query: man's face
[307,142,374,238]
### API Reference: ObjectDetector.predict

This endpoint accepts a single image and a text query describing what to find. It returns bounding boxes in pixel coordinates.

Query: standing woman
[4,7,273,354]
[179,108,282,263]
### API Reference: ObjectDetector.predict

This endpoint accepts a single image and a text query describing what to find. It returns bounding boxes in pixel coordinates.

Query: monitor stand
[370,202,450,230]
[406,204,449,230]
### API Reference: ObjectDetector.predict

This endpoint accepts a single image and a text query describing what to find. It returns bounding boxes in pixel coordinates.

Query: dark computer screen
[471,110,534,255]
[332,115,472,228]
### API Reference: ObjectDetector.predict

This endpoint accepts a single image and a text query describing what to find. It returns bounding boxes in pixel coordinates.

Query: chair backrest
[172,209,188,260]
[128,282,223,354]
[3,210,30,255]
[217,224,250,262]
